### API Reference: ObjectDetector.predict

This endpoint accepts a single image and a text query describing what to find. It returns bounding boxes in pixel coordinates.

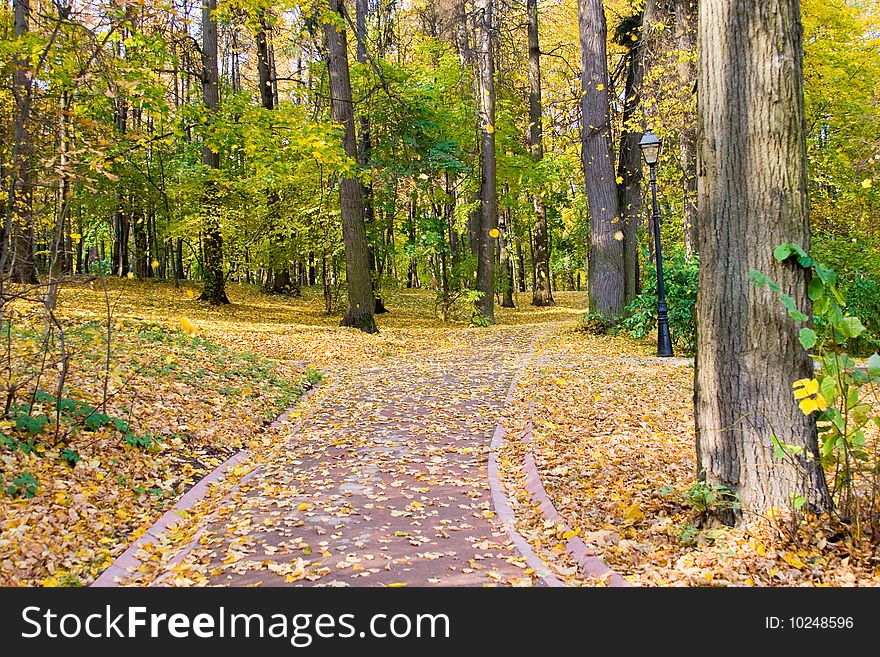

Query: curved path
[141,325,553,587]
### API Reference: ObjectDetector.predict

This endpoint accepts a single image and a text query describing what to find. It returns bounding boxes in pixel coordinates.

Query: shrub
[753,243,880,538]
[843,277,880,355]
[622,247,698,354]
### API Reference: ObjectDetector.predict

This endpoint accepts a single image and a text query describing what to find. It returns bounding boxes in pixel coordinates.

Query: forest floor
[1,280,878,586]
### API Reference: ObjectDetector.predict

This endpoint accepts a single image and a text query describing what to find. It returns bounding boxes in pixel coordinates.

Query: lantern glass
[638,132,662,166]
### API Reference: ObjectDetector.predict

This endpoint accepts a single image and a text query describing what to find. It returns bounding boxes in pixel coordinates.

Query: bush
[622,248,698,354]
[843,277,880,355]
[754,243,880,538]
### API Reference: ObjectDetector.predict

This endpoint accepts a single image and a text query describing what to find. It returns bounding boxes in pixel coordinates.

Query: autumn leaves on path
[122,326,546,587]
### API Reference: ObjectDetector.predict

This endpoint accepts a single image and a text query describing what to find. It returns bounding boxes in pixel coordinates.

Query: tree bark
[5,0,38,284]
[617,1,655,306]
[528,0,554,307]
[133,210,148,279]
[198,0,229,304]
[474,0,497,323]
[500,210,515,308]
[355,0,387,313]
[676,0,698,257]
[578,0,623,318]
[325,0,377,333]
[695,0,831,520]
[256,13,289,295]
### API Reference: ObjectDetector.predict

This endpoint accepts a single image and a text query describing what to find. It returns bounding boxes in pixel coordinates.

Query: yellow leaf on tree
[799,397,819,415]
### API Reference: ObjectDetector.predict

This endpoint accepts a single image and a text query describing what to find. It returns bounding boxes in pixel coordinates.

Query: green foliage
[575,311,617,335]
[755,244,880,535]
[470,308,492,328]
[301,368,324,388]
[680,481,740,515]
[60,448,80,466]
[842,277,880,355]
[622,248,699,354]
[123,433,155,449]
[3,471,39,499]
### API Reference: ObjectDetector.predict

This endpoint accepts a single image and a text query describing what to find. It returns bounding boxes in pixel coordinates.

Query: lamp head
[638,131,662,166]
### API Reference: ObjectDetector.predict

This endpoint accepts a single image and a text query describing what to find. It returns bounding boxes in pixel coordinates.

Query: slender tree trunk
[113,36,130,277]
[695,0,831,520]
[355,0,387,314]
[676,0,698,257]
[325,0,377,333]
[516,238,526,292]
[176,238,184,280]
[500,209,515,308]
[578,0,623,318]
[618,0,656,306]
[5,0,38,284]
[132,207,148,279]
[256,13,290,296]
[407,194,419,288]
[474,0,497,323]
[198,0,229,304]
[527,0,554,307]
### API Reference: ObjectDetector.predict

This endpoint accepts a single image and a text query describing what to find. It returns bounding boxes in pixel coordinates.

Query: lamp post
[638,131,674,357]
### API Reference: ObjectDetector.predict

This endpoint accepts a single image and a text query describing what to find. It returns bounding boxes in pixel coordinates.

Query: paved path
[151,326,545,587]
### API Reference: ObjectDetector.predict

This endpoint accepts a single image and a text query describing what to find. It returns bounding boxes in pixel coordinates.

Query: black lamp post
[638,130,674,357]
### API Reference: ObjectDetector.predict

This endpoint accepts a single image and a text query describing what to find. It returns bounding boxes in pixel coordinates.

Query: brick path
[149,326,545,587]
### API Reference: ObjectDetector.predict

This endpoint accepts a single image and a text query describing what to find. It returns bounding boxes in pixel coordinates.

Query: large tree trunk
[199,0,229,305]
[578,0,623,318]
[5,0,38,284]
[676,0,698,257]
[325,0,377,333]
[474,0,497,323]
[617,1,655,306]
[695,0,831,520]
[528,0,554,307]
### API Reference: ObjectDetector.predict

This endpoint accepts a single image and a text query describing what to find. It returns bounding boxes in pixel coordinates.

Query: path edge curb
[487,329,565,588]
[520,418,632,587]
[90,383,325,587]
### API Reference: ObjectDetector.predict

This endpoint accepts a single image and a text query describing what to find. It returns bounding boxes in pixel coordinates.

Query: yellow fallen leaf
[180,317,197,336]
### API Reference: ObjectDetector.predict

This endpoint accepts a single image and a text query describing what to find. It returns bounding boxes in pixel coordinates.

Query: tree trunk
[578,0,623,318]
[527,0,554,307]
[676,0,698,257]
[198,0,229,304]
[5,0,38,284]
[695,0,831,520]
[618,0,656,306]
[132,210,148,279]
[256,14,290,295]
[355,0,387,314]
[175,238,184,280]
[474,0,497,323]
[324,0,377,333]
[500,210,515,308]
